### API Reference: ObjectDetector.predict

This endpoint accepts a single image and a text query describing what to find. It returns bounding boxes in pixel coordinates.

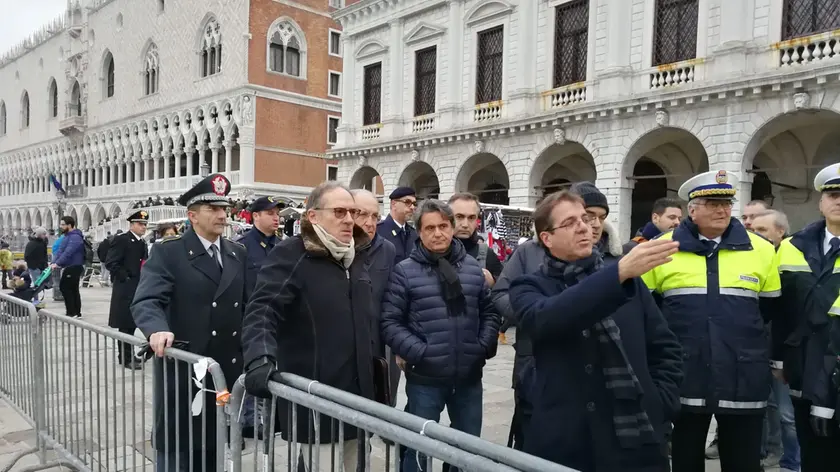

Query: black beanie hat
[569,181,609,215]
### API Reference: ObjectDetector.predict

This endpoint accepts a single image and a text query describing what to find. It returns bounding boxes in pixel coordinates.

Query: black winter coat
[510,262,683,472]
[106,232,148,331]
[24,237,48,271]
[380,239,499,386]
[242,221,376,443]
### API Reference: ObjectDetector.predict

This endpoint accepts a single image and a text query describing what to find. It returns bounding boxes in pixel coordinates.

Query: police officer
[377,186,418,265]
[773,163,840,471]
[105,209,149,370]
[642,170,780,472]
[238,196,282,292]
[131,173,249,471]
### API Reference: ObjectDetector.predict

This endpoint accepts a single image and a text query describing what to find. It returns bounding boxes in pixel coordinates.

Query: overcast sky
[0,0,67,55]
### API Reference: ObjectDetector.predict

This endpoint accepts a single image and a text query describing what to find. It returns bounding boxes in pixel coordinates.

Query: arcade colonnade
[338,90,840,240]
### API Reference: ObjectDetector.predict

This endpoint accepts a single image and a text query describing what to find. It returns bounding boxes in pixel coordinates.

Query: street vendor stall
[477,203,534,261]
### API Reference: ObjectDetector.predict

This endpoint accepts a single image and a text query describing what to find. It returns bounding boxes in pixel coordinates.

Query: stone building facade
[0,0,347,235]
[329,0,840,240]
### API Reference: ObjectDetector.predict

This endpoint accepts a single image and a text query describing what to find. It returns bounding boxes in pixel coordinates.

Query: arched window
[21,91,30,129]
[70,81,81,116]
[48,78,58,118]
[267,19,306,78]
[0,101,6,136]
[103,52,115,98]
[143,43,160,95]
[200,18,222,77]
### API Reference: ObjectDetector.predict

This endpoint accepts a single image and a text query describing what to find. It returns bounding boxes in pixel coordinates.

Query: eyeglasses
[315,207,359,219]
[545,214,596,232]
[395,199,417,208]
[355,211,380,222]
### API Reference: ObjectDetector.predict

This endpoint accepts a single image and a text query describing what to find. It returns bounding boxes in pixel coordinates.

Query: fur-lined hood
[299,218,371,257]
[600,220,624,258]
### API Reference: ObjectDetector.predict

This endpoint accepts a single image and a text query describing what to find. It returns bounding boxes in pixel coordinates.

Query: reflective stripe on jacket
[641,217,780,413]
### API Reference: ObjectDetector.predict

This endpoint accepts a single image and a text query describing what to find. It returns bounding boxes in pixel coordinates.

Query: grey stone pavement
[0,285,767,471]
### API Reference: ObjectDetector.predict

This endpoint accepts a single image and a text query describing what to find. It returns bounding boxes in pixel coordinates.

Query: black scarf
[543,252,658,449]
[419,243,466,317]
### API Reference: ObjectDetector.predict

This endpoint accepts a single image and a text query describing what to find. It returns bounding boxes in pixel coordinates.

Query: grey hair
[755,209,790,234]
[413,199,455,229]
[350,188,377,201]
[305,181,352,211]
[33,227,47,237]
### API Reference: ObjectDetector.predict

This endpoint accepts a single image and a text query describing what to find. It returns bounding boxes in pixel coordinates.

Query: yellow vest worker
[772,163,840,466]
[641,169,779,472]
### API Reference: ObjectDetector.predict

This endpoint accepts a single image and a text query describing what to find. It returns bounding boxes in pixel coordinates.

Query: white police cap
[813,163,840,192]
[678,170,738,202]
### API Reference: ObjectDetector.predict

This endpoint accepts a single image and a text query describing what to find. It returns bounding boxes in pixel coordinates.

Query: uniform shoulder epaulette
[158,235,182,244]
[224,237,246,248]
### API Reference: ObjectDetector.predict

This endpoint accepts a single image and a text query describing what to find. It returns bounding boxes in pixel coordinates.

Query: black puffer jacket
[380,239,499,386]
[24,237,48,270]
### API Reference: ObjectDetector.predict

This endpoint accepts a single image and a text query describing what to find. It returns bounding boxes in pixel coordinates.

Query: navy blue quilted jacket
[380,239,500,386]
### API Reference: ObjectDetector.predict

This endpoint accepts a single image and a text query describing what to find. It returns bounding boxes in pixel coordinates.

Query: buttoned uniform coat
[105,231,148,331]
[131,229,249,461]
[241,221,376,444]
[377,214,418,265]
[236,228,278,292]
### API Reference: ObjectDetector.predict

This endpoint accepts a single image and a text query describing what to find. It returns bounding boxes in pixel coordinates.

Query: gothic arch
[266,17,307,78]
[108,202,122,218]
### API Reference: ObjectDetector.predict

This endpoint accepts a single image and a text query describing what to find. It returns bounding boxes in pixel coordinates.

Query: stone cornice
[335,0,450,36]
[328,65,840,159]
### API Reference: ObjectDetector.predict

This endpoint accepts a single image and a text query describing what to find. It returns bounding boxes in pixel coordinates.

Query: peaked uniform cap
[127,210,150,223]
[248,196,285,212]
[813,163,840,192]
[177,173,232,207]
[678,170,739,201]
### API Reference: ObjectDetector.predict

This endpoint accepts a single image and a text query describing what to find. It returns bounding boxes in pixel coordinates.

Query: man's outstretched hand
[618,239,679,282]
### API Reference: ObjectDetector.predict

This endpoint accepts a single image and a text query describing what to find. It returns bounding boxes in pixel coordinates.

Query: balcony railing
[473,101,503,123]
[544,82,587,110]
[59,105,86,136]
[361,124,382,141]
[411,115,436,133]
[777,30,840,67]
[649,59,700,90]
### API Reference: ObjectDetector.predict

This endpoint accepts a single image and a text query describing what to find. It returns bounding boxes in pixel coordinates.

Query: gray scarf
[543,251,658,449]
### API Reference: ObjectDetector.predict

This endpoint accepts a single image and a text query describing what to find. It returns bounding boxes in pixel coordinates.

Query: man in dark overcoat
[106,210,149,369]
[131,173,249,471]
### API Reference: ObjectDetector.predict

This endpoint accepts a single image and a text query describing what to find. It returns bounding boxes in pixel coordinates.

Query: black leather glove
[810,414,833,437]
[244,357,278,399]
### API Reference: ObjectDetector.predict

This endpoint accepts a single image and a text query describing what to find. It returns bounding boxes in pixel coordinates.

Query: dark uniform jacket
[772,220,840,417]
[105,231,148,331]
[376,214,417,265]
[642,218,780,415]
[241,221,376,444]
[510,263,682,472]
[131,229,249,459]
[237,228,278,292]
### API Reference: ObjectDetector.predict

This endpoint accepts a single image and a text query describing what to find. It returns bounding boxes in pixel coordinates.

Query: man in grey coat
[352,189,399,402]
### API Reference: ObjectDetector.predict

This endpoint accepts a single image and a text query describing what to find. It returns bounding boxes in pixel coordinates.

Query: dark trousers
[402,381,483,472]
[793,400,840,472]
[117,327,136,365]
[59,265,83,317]
[671,411,763,472]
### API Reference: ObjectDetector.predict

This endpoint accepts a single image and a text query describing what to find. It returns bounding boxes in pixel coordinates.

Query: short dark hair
[413,199,455,229]
[157,223,179,237]
[61,216,76,228]
[652,197,682,215]
[447,192,480,207]
[746,199,771,210]
[533,191,585,242]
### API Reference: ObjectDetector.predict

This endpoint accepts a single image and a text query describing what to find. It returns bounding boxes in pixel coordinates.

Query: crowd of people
[8,162,840,472]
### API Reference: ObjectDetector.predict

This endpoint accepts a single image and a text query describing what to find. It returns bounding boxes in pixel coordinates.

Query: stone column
[598,0,634,96]
[337,36,356,147]
[383,19,404,139]
[509,0,538,117]
[210,143,220,174]
[185,147,195,178]
[441,0,465,128]
[152,151,160,182]
[162,151,171,185]
[118,162,125,184]
[174,151,182,179]
[237,130,255,185]
[712,0,754,77]
[223,140,233,174]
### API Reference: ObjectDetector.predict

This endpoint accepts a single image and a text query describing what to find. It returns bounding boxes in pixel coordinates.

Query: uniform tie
[209,244,223,270]
[825,237,840,270]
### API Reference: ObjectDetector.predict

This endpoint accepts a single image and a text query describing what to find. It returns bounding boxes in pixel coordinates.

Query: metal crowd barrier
[0,293,229,472]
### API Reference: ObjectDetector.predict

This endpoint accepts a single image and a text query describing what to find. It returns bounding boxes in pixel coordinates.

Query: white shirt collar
[130,231,143,241]
[699,234,722,244]
[824,228,840,255]
[391,214,405,230]
[195,232,221,253]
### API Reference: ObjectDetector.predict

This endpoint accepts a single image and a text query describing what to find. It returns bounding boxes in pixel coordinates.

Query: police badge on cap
[127,210,149,223]
[177,173,232,207]
[678,170,739,201]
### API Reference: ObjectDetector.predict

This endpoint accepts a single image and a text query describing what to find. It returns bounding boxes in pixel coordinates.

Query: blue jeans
[402,381,483,472]
[762,376,800,470]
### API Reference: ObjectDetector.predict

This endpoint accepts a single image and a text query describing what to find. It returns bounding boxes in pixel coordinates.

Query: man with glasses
[378,187,418,265]
[641,170,781,472]
[242,182,376,472]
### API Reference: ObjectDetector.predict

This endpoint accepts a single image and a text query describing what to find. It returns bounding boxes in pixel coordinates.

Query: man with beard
[623,198,683,253]
[772,164,840,472]
[132,173,248,471]
[448,193,503,287]
[106,210,149,370]
[642,170,780,472]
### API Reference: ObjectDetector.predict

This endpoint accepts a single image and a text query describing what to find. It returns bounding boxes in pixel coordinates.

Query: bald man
[352,189,400,405]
